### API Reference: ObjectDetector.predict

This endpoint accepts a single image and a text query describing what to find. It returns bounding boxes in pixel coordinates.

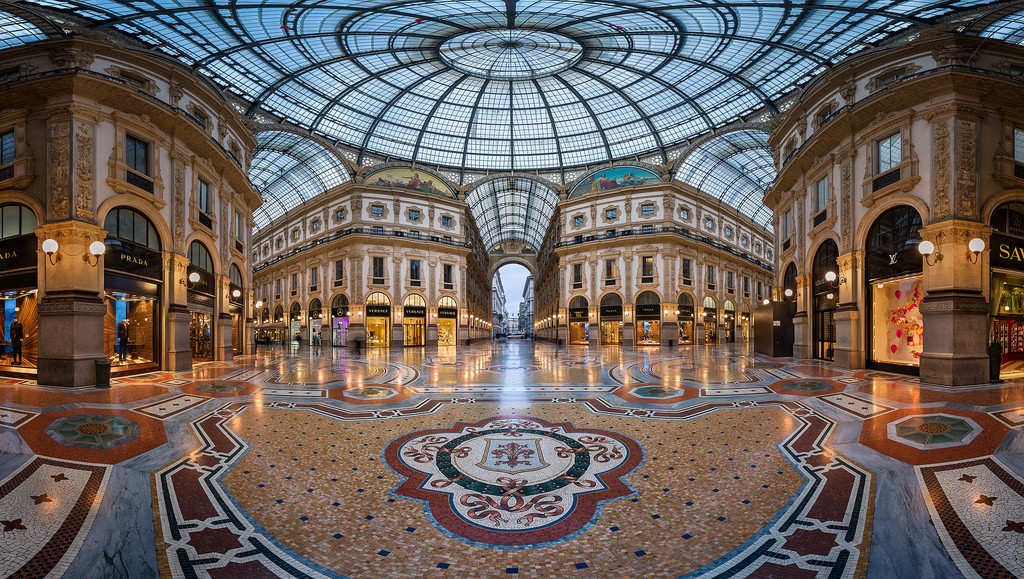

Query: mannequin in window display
[10,318,22,365]
[117,319,130,362]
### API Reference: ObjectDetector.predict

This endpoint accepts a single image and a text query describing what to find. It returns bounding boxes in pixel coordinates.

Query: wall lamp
[967,237,985,264]
[42,239,106,267]
[784,288,794,298]
[232,289,242,299]
[255,300,264,309]
[918,241,942,266]
[824,270,846,288]
[763,298,771,305]
[180,271,201,287]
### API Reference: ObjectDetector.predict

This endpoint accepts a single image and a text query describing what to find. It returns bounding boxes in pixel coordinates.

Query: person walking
[10,318,23,365]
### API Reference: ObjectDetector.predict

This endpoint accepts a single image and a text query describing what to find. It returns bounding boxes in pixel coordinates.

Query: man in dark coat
[10,318,23,365]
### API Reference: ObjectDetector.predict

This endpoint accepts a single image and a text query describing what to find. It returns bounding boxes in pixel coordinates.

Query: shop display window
[600,321,622,345]
[0,290,37,368]
[569,322,589,344]
[871,277,923,366]
[191,311,214,360]
[105,294,159,368]
[637,320,660,345]
[366,316,390,347]
[437,318,457,346]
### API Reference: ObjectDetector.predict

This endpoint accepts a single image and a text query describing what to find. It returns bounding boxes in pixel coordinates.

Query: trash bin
[95,359,111,389]
[668,339,675,347]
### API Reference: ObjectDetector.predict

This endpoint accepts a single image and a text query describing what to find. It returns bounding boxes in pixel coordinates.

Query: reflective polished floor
[0,341,1022,578]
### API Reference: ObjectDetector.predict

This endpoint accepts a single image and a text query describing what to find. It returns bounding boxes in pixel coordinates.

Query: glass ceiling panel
[10,0,1007,228]
[980,10,1024,45]
[465,176,560,250]
[249,131,350,231]
[674,130,776,230]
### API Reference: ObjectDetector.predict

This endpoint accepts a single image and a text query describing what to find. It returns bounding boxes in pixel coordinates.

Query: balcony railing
[126,170,154,193]
[554,225,773,271]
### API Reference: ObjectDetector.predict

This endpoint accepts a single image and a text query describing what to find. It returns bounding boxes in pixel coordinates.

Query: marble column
[833,251,865,369]
[164,253,192,371]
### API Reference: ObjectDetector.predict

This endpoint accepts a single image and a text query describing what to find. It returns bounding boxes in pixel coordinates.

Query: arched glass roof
[19,0,1003,176]
[675,130,776,228]
[980,10,1024,45]
[465,177,560,251]
[0,9,49,50]
[249,131,350,230]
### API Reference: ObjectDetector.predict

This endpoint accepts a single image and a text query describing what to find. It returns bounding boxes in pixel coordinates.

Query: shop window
[437,296,458,347]
[125,134,153,192]
[706,265,716,290]
[443,263,454,290]
[372,256,385,285]
[0,130,13,181]
[876,132,902,174]
[572,263,583,289]
[410,259,421,286]
[682,258,692,286]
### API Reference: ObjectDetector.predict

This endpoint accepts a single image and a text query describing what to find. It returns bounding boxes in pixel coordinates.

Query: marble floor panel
[0,341,1020,577]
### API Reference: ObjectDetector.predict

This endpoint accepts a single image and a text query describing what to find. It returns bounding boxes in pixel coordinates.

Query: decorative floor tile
[0,406,38,428]
[818,393,894,418]
[134,394,210,419]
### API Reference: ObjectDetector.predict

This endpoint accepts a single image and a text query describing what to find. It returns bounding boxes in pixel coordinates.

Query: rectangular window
[1015,127,1024,162]
[410,259,421,286]
[605,209,618,220]
[573,215,584,227]
[372,257,385,284]
[334,259,344,281]
[606,229,615,238]
[443,264,454,289]
[706,265,716,290]
[815,176,829,212]
[757,281,763,301]
[604,259,617,285]
[262,283,268,301]
[121,73,147,89]
[372,225,384,235]
[275,279,281,298]
[310,267,318,290]
[408,209,421,221]
[198,179,210,213]
[641,224,653,234]
[641,256,654,278]
[290,273,298,293]
[682,259,692,285]
[125,135,149,176]
[640,204,655,216]
[233,210,243,239]
[441,216,453,228]
[783,209,792,239]
[572,263,583,288]
[727,271,735,294]
[0,130,13,166]
[371,205,384,217]
[743,276,750,297]
[877,132,902,173]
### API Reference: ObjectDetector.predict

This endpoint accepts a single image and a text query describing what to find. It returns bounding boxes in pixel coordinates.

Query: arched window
[569,296,588,309]
[403,294,425,307]
[366,292,390,306]
[865,205,923,281]
[290,302,301,321]
[332,294,350,317]
[678,293,694,309]
[438,296,457,309]
[274,304,284,322]
[703,296,717,310]
[229,264,243,287]
[601,293,622,308]
[261,307,270,324]
[309,298,322,318]
[783,262,798,299]
[636,291,660,305]
[0,204,36,240]
[104,207,160,251]
[188,240,214,273]
[813,240,839,283]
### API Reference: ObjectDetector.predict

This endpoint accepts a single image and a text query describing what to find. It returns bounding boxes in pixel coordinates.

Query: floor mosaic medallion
[384,416,643,546]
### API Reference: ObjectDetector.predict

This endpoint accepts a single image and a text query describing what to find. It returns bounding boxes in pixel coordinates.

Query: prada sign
[569,307,588,321]
[366,305,391,317]
[600,305,623,318]
[991,233,1024,272]
[438,307,458,319]
[106,240,161,281]
[0,234,36,271]
[403,305,426,318]
[636,304,661,320]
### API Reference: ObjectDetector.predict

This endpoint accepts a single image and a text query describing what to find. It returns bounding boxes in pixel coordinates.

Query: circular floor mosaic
[385,416,643,547]
[45,414,140,449]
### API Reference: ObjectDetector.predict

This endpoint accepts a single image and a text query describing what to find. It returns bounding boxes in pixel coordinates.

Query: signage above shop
[438,307,458,319]
[106,239,162,281]
[569,307,588,321]
[404,305,426,318]
[635,304,660,319]
[366,305,391,317]
[992,233,1024,272]
[600,305,623,318]
[0,234,37,272]
[187,266,215,297]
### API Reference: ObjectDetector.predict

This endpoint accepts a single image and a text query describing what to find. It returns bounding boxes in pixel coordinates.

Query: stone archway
[488,255,538,281]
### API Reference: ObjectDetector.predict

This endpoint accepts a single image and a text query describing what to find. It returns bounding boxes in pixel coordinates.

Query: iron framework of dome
[5,0,1017,233]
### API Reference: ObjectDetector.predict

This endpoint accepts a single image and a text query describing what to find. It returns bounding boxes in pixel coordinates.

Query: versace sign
[403,306,426,318]
[438,307,458,319]
[366,305,391,317]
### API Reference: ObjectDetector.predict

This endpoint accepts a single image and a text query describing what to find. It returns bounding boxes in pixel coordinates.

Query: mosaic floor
[0,341,1021,578]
